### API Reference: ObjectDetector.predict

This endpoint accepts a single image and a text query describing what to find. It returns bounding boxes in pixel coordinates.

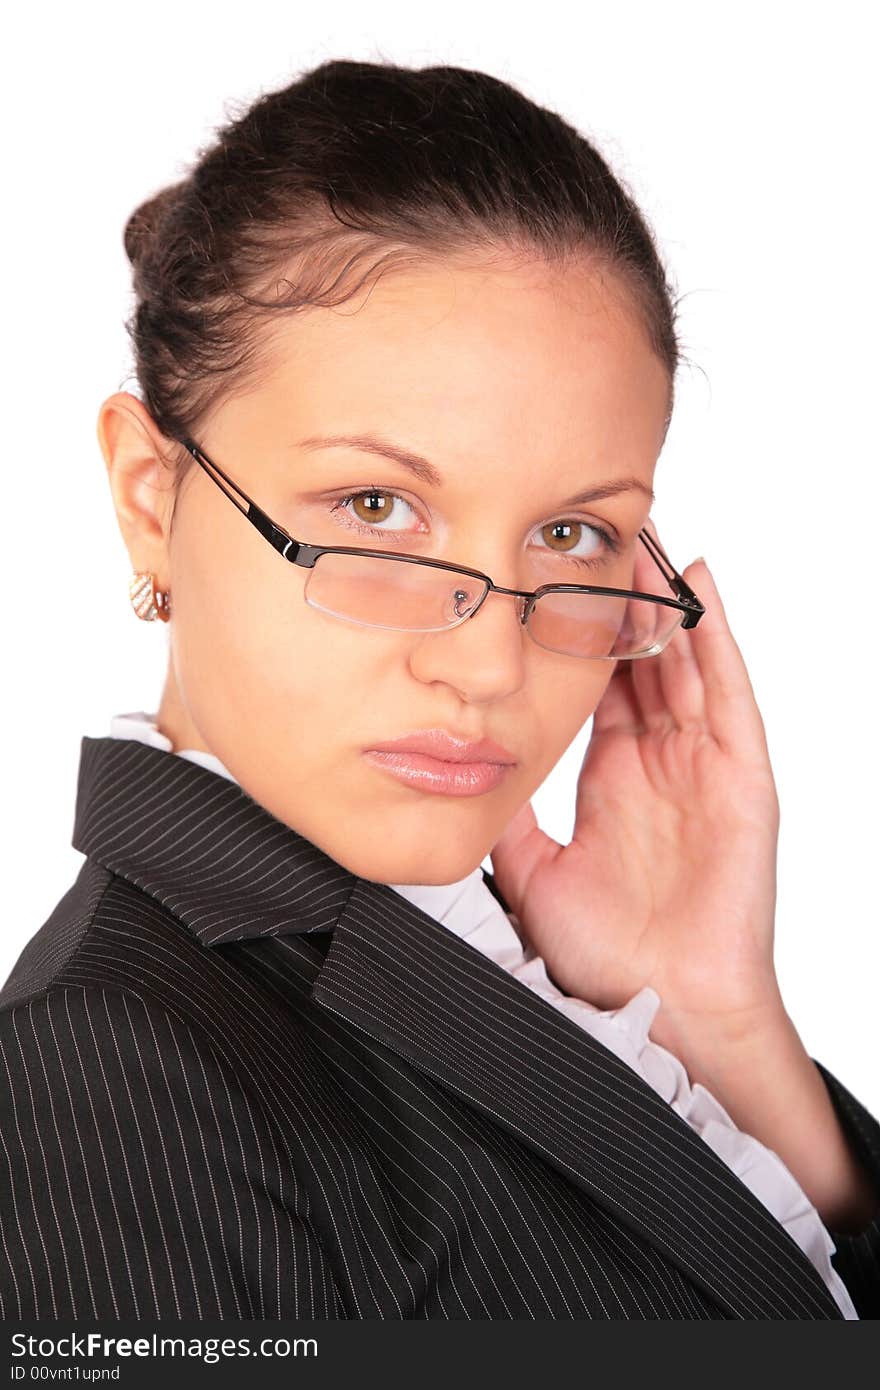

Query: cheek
[169,531,392,764]
[531,664,613,759]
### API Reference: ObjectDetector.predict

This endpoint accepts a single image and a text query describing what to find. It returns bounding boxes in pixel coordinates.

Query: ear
[95,391,179,579]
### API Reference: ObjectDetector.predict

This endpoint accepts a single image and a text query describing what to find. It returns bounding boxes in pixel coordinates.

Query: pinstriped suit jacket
[1,735,878,1321]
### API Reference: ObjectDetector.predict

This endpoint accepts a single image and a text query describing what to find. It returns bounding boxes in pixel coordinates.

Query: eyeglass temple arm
[638,527,705,628]
[179,436,303,556]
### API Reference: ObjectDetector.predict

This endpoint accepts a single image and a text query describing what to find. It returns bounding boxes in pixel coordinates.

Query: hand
[489,553,787,1047]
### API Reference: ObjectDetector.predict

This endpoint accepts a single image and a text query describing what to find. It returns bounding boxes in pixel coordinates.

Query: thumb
[489,799,559,919]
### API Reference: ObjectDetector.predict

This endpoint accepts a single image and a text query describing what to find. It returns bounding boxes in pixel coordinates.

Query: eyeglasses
[176,436,706,661]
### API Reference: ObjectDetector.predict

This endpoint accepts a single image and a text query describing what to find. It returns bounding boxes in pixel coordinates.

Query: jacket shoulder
[0,974,342,1318]
[0,860,201,1018]
[0,858,117,1015]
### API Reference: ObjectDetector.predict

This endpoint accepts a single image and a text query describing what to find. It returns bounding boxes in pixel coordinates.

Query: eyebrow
[295,432,656,507]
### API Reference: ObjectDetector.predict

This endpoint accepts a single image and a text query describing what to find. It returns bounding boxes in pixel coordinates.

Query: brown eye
[330,489,419,539]
[351,491,395,524]
[541,520,585,553]
[534,518,619,570]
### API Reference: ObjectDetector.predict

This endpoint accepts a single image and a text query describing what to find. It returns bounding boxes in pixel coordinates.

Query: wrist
[649,976,790,1073]
[650,984,880,1232]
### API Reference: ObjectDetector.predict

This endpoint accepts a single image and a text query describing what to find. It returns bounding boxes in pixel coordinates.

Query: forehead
[250,254,671,465]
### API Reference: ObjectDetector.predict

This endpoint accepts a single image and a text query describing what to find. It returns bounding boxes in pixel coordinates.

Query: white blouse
[107,709,857,1319]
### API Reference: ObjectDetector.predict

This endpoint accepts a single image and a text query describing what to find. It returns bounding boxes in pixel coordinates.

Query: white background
[3,2,877,1117]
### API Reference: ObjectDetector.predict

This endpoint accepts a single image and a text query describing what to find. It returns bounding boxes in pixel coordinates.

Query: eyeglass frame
[175,435,706,657]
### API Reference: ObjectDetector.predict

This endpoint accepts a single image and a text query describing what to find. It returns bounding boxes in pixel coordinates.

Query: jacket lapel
[310,876,843,1319]
[71,734,842,1320]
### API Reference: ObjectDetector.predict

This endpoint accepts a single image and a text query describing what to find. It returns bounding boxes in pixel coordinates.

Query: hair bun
[123,182,186,267]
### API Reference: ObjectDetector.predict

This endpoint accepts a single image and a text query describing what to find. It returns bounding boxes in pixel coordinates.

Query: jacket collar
[73,734,361,945]
[71,734,844,1320]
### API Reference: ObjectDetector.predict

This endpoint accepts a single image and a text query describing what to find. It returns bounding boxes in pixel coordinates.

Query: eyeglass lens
[303,548,685,658]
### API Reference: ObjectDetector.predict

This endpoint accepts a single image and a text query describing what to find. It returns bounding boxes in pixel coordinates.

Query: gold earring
[129,572,172,622]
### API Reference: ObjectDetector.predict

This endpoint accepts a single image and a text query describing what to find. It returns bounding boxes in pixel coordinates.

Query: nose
[407,582,529,702]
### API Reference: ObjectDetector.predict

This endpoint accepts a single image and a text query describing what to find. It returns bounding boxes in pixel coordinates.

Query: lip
[364,729,517,764]
[362,749,514,797]
[362,728,518,798]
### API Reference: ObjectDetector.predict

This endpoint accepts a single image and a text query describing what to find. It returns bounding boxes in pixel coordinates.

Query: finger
[686,558,771,762]
[490,796,539,857]
[655,558,707,729]
[593,562,707,736]
[629,640,676,733]
[589,660,647,737]
[618,524,701,734]
[489,799,559,886]
[618,522,671,732]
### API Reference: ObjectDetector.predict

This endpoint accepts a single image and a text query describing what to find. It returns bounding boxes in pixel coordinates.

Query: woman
[1,58,877,1322]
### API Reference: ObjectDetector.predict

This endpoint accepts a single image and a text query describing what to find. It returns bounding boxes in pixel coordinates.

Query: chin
[331,831,484,888]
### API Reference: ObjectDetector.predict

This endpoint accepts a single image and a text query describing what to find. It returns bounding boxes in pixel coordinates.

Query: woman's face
[100,254,670,884]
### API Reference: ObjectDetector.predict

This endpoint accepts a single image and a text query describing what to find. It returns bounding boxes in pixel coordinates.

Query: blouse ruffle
[502,918,855,1318]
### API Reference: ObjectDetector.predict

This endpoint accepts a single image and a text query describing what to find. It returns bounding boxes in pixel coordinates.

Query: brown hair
[122,58,683,511]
